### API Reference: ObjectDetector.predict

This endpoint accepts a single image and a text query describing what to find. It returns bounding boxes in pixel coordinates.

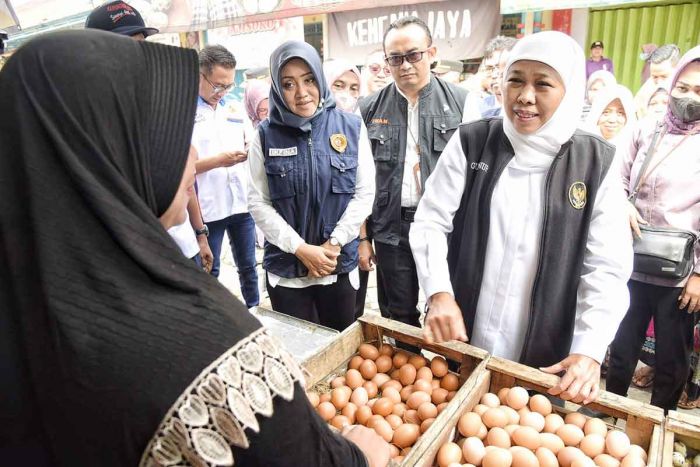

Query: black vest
[448,118,615,368]
[360,76,467,245]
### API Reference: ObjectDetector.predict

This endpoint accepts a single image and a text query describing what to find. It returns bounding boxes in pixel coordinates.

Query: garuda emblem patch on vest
[330,134,347,153]
[568,181,587,210]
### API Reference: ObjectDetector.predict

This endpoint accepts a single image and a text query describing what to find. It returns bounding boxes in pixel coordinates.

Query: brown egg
[583,417,608,437]
[486,427,511,448]
[512,426,541,450]
[593,453,621,467]
[420,417,435,433]
[373,397,394,416]
[404,409,421,425]
[447,391,457,402]
[348,355,364,370]
[528,394,552,416]
[374,355,393,374]
[579,433,605,458]
[378,342,395,357]
[417,401,438,421]
[557,446,585,467]
[350,387,368,406]
[393,423,420,448]
[431,379,442,389]
[372,418,393,443]
[565,412,588,429]
[359,359,378,380]
[400,384,414,402]
[557,424,585,447]
[382,386,401,404]
[317,401,336,421]
[462,437,486,466]
[393,351,409,369]
[390,369,401,381]
[382,379,402,392]
[331,387,351,410]
[358,343,379,360]
[441,373,460,391]
[342,402,358,423]
[409,354,428,369]
[477,423,489,440]
[389,444,400,458]
[517,407,531,418]
[319,392,331,403]
[386,413,403,430]
[520,411,546,432]
[511,446,539,467]
[330,414,350,429]
[543,413,565,433]
[307,392,320,408]
[367,398,377,408]
[363,381,378,399]
[356,405,372,425]
[501,406,520,425]
[539,432,565,454]
[432,388,449,405]
[407,391,432,410]
[372,373,391,389]
[416,366,433,382]
[482,447,512,467]
[497,387,511,405]
[535,447,559,467]
[627,444,647,462]
[429,356,448,377]
[605,430,631,459]
[399,364,417,386]
[571,457,596,467]
[474,403,490,416]
[483,407,509,429]
[506,386,529,410]
[437,442,463,467]
[437,402,449,413]
[504,424,520,437]
[345,369,364,389]
[392,402,407,418]
[366,414,385,429]
[413,378,433,394]
[458,411,484,438]
[620,454,645,467]
[331,376,346,388]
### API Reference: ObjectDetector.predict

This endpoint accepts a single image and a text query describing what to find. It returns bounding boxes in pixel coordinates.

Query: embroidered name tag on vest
[269,147,298,157]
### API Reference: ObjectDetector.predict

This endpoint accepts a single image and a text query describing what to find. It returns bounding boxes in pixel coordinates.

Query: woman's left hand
[540,354,601,405]
[679,273,700,313]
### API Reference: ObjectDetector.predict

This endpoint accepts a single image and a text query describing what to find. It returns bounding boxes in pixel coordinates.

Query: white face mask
[334,91,359,113]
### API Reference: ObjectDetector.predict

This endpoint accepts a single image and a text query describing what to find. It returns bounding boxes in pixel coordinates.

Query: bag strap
[628,121,664,203]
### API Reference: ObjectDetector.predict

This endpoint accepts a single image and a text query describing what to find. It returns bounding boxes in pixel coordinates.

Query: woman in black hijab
[0,30,389,467]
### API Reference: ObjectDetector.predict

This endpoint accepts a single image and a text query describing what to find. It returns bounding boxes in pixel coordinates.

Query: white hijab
[584,84,637,143]
[502,31,586,167]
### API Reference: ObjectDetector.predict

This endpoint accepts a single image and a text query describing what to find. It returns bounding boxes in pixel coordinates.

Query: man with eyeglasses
[192,45,260,308]
[359,16,469,336]
[476,36,517,119]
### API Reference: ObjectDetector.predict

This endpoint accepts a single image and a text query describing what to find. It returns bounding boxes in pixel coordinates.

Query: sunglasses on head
[368,63,391,75]
[385,50,429,67]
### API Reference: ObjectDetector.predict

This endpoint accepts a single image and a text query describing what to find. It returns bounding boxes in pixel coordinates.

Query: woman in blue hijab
[248,41,375,331]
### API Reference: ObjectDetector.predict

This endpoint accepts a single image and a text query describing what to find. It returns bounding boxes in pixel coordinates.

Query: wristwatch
[195,225,209,237]
[329,237,341,247]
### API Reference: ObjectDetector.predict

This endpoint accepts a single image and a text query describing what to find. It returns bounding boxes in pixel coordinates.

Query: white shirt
[248,121,376,289]
[167,211,200,259]
[192,97,249,223]
[409,131,633,363]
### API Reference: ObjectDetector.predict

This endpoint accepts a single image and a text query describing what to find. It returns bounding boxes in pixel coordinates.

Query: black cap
[590,41,604,49]
[86,1,158,38]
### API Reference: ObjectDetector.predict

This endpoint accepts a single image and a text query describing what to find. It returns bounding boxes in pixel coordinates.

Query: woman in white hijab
[410,31,632,404]
[585,84,637,144]
[581,69,617,121]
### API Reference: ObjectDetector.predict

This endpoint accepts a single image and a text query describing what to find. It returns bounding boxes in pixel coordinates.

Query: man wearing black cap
[85,1,159,41]
[586,40,614,79]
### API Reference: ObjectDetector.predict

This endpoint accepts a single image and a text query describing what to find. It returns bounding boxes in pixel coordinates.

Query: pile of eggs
[306,342,461,462]
[435,387,648,467]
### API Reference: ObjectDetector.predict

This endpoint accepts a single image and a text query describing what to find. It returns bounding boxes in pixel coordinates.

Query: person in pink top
[606,45,700,412]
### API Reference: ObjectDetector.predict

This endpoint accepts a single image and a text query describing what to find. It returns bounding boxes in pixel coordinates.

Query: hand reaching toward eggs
[540,354,601,405]
[423,292,468,343]
[341,425,392,467]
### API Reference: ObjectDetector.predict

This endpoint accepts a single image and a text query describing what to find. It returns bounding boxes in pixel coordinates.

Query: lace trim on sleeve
[140,328,304,466]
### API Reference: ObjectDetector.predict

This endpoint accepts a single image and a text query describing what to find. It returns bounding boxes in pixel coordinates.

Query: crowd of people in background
[1,0,698,465]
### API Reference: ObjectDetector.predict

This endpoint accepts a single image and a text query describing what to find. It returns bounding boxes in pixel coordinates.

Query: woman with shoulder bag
[606,45,700,412]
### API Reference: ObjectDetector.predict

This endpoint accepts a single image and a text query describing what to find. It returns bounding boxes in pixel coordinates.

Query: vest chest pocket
[330,153,358,194]
[368,124,393,162]
[432,117,461,153]
[264,160,296,200]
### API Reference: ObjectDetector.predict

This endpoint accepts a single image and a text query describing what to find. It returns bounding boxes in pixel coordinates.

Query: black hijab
[0,30,260,465]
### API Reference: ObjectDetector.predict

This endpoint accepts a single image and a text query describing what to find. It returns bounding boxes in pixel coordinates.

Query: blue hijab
[269,40,335,132]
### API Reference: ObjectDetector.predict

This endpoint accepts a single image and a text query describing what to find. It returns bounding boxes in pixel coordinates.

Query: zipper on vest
[306,134,317,243]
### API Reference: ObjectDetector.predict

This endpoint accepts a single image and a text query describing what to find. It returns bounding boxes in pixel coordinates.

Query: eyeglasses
[385,50,430,67]
[200,73,235,94]
[368,63,391,75]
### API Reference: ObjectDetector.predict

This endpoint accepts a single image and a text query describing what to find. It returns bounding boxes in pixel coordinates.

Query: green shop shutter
[587,1,700,92]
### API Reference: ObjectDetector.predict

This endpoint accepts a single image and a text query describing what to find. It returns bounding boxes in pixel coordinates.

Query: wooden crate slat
[662,410,700,466]
[302,321,364,387]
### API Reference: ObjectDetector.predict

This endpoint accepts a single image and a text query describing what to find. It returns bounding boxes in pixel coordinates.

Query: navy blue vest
[259,108,362,278]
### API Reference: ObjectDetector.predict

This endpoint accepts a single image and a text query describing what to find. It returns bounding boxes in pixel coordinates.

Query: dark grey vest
[448,118,615,368]
[360,76,467,245]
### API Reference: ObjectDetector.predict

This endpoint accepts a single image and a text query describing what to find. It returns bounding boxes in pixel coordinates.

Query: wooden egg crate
[412,355,665,466]
[300,314,489,465]
[662,410,700,466]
